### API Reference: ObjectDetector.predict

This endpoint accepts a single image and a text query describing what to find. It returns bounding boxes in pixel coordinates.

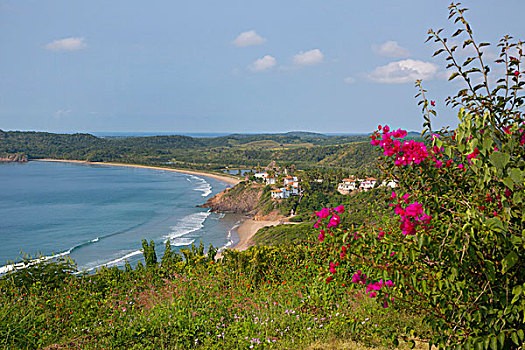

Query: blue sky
[1,1,523,134]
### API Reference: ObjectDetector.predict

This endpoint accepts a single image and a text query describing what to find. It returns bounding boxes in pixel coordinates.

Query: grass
[0,244,431,349]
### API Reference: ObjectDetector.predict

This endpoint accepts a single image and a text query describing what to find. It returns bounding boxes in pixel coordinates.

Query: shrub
[316,3,524,348]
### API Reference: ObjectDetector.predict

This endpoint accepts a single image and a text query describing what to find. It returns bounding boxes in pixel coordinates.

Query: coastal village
[242,161,397,201]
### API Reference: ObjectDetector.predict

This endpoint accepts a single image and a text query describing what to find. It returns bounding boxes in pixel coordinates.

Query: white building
[359,177,377,191]
[271,188,285,199]
[337,177,358,195]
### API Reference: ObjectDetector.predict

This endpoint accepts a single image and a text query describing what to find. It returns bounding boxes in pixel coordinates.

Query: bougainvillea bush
[316,3,524,349]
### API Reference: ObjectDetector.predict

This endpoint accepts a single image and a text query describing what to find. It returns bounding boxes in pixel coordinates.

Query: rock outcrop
[0,153,28,162]
[200,181,265,214]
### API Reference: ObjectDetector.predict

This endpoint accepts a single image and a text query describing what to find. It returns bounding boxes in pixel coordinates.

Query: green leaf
[433,48,446,57]
[502,251,519,274]
[485,218,504,232]
[490,336,498,350]
[503,177,514,190]
[498,333,505,347]
[475,339,483,350]
[489,152,510,170]
[511,332,519,345]
[509,168,523,184]
[511,285,522,304]
[518,329,524,341]
[449,72,461,81]
[463,56,476,67]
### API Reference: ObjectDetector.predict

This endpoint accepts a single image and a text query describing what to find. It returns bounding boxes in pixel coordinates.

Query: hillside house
[337,176,396,195]
[359,177,377,191]
[271,188,285,199]
[337,177,358,195]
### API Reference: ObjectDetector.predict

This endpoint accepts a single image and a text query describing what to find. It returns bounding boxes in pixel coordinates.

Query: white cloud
[54,109,72,119]
[368,59,438,84]
[45,37,87,51]
[344,76,356,84]
[250,55,277,72]
[373,41,410,58]
[233,30,266,47]
[293,49,324,66]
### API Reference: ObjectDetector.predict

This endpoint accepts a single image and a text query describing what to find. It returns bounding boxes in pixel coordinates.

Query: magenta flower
[351,270,367,284]
[385,280,394,288]
[405,202,423,217]
[316,207,330,219]
[392,128,408,138]
[334,205,345,213]
[327,214,340,228]
[329,262,337,274]
[368,292,377,298]
[366,281,383,293]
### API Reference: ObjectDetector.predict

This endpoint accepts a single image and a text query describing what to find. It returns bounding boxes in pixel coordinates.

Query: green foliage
[0,242,427,349]
[252,222,315,245]
[141,239,158,268]
[0,130,377,172]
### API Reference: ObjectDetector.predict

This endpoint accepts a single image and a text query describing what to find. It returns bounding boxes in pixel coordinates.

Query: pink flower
[390,191,397,200]
[377,230,385,240]
[390,251,396,257]
[329,262,337,274]
[385,280,394,288]
[340,245,347,259]
[334,205,345,213]
[458,163,464,170]
[351,270,367,284]
[466,148,479,161]
[405,202,423,217]
[366,281,383,293]
[368,292,377,298]
[327,214,341,228]
[430,100,436,106]
[392,129,408,138]
[316,207,330,219]
[318,231,325,242]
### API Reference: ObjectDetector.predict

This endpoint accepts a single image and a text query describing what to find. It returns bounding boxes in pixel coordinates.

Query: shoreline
[35,159,241,186]
[34,159,278,256]
[233,218,281,251]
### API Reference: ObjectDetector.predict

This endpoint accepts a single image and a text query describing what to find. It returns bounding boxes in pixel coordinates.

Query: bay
[0,161,239,272]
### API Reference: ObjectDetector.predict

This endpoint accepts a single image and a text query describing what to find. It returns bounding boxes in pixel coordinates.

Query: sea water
[0,161,240,272]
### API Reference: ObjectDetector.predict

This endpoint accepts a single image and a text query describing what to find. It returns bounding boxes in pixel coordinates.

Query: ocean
[0,161,240,272]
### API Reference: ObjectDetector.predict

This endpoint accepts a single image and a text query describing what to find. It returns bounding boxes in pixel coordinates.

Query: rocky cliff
[0,153,28,162]
[200,181,265,214]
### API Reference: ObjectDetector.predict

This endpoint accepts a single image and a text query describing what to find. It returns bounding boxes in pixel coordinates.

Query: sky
[1,0,524,134]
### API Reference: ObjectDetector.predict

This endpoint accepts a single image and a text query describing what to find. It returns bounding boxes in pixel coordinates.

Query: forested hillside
[0,130,391,172]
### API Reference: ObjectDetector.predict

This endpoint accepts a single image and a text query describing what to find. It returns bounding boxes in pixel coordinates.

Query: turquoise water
[0,161,240,272]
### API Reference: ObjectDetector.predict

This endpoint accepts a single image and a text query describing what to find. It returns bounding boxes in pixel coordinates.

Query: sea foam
[164,211,211,246]
[188,175,212,197]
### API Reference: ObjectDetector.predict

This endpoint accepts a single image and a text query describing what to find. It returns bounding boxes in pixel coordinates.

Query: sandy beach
[36,159,241,186]
[233,218,282,251]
